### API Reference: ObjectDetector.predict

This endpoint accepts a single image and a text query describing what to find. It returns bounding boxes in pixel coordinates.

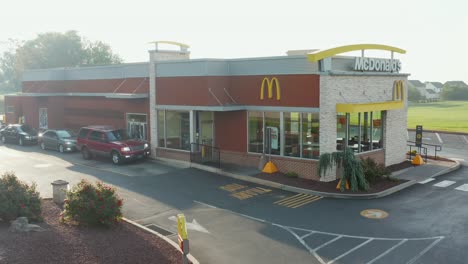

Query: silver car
[39,129,77,153]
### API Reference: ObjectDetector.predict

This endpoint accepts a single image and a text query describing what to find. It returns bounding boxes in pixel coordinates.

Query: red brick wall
[22,78,149,94]
[356,149,385,165]
[220,150,320,180]
[156,74,320,107]
[214,111,247,152]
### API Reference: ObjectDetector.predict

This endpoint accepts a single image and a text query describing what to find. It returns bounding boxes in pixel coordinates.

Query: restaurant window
[158,110,165,147]
[301,113,320,159]
[248,111,263,153]
[284,112,300,157]
[248,111,320,159]
[165,110,190,151]
[336,111,384,152]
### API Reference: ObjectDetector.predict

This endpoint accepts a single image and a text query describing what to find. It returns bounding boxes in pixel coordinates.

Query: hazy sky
[1,0,467,83]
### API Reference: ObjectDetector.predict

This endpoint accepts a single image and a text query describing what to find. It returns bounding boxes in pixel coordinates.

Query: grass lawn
[407,101,468,133]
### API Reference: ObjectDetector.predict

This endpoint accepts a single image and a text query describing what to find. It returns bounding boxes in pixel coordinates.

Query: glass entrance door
[126,114,148,140]
[197,112,214,146]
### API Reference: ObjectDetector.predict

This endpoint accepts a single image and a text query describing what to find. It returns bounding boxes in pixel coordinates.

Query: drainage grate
[145,224,174,236]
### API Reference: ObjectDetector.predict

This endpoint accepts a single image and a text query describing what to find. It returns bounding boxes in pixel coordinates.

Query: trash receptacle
[51,180,69,204]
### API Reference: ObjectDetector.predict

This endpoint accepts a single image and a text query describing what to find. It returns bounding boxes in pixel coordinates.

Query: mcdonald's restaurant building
[4,43,408,181]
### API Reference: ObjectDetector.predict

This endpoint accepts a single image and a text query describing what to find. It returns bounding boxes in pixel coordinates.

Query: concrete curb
[190,159,462,200]
[122,218,200,264]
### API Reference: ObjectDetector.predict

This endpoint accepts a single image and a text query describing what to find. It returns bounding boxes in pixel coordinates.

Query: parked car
[39,129,77,153]
[76,126,150,165]
[0,124,38,145]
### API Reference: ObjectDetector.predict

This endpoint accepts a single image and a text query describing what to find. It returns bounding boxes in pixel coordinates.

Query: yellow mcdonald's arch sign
[260,77,281,100]
[393,80,404,101]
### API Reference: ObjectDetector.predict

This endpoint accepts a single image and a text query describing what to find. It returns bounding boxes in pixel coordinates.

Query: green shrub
[0,172,42,221]
[285,171,299,178]
[361,157,391,183]
[61,180,123,227]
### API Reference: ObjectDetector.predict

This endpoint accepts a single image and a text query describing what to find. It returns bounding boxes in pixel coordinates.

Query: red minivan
[76,126,150,165]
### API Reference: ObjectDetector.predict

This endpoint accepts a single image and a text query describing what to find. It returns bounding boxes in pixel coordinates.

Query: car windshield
[20,125,34,133]
[107,129,129,141]
[57,130,74,139]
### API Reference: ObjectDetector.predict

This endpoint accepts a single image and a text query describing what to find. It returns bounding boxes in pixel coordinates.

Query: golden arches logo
[393,80,404,101]
[260,77,281,100]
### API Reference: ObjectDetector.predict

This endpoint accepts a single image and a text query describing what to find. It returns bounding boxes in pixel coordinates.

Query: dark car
[39,129,77,153]
[0,124,38,145]
[76,126,150,165]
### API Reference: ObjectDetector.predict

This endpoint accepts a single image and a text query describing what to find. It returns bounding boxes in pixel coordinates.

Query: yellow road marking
[230,187,272,200]
[274,194,322,208]
[220,183,248,192]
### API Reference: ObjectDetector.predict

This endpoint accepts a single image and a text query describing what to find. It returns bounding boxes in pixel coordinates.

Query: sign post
[415,125,423,149]
[177,214,189,264]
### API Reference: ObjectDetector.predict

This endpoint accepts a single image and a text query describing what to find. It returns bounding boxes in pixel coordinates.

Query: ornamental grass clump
[61,180,123,227]
[318,148,369,192]
[0,172,42,221]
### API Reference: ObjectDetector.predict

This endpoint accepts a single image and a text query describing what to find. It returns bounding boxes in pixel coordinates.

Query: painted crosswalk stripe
[433,180,456,188]
[274,194,322,208]
[455,184,468,192]
[419,178,435,184]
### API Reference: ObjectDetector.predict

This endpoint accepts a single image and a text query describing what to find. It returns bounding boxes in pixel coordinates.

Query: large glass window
[248,111,319,159]
[165,110,190,151]
[158,110,165,147]
[284,112,300,157]
[336,111,384,152]
[302,113,320,159]
[265,112,281,155]
[248,111,263,153]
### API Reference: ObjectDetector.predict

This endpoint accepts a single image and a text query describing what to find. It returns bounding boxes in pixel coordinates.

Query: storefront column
[149,50,158,158]
[190,110,195,146]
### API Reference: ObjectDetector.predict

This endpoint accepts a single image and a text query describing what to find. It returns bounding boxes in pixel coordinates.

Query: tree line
[408,84,468,101]
[0,31,122,93]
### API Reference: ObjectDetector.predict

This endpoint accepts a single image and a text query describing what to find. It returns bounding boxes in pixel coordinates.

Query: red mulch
[0,200,182,264]
[255,161,413,194]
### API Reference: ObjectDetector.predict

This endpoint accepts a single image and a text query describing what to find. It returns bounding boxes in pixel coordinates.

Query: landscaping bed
[255,160,413,194]
[0,199,182,264]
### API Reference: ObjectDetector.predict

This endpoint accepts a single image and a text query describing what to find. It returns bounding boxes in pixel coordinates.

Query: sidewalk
[189,158,461,199]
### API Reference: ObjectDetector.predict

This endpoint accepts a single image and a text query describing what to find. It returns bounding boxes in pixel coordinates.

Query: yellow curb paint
[360,209,389,219]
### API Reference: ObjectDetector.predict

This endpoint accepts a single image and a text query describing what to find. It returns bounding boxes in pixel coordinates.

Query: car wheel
[18,137,24,146]
[58,144,64,153]
[81,147,91,160]
[40,142,46,150]
[1,135,5,143]
[111,151,121,165]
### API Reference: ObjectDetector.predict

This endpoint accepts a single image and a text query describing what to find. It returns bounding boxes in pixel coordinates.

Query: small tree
[318,148,369,191]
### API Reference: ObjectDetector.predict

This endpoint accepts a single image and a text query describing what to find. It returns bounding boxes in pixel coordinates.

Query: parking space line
[313,235,343,251]
[463,135,468,144]
[406,237,444,264]
[366,239,408,264]
[329,238,374,264]
[435,133,443,144]
[300,231,316,240]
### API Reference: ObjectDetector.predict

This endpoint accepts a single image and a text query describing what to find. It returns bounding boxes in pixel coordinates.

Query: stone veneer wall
[319,75,408,181]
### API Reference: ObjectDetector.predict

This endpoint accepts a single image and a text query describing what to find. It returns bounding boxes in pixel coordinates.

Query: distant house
[408,80,427,99]
[425,88,440,101]
[444,81,468,88]
[426,82,443,93]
